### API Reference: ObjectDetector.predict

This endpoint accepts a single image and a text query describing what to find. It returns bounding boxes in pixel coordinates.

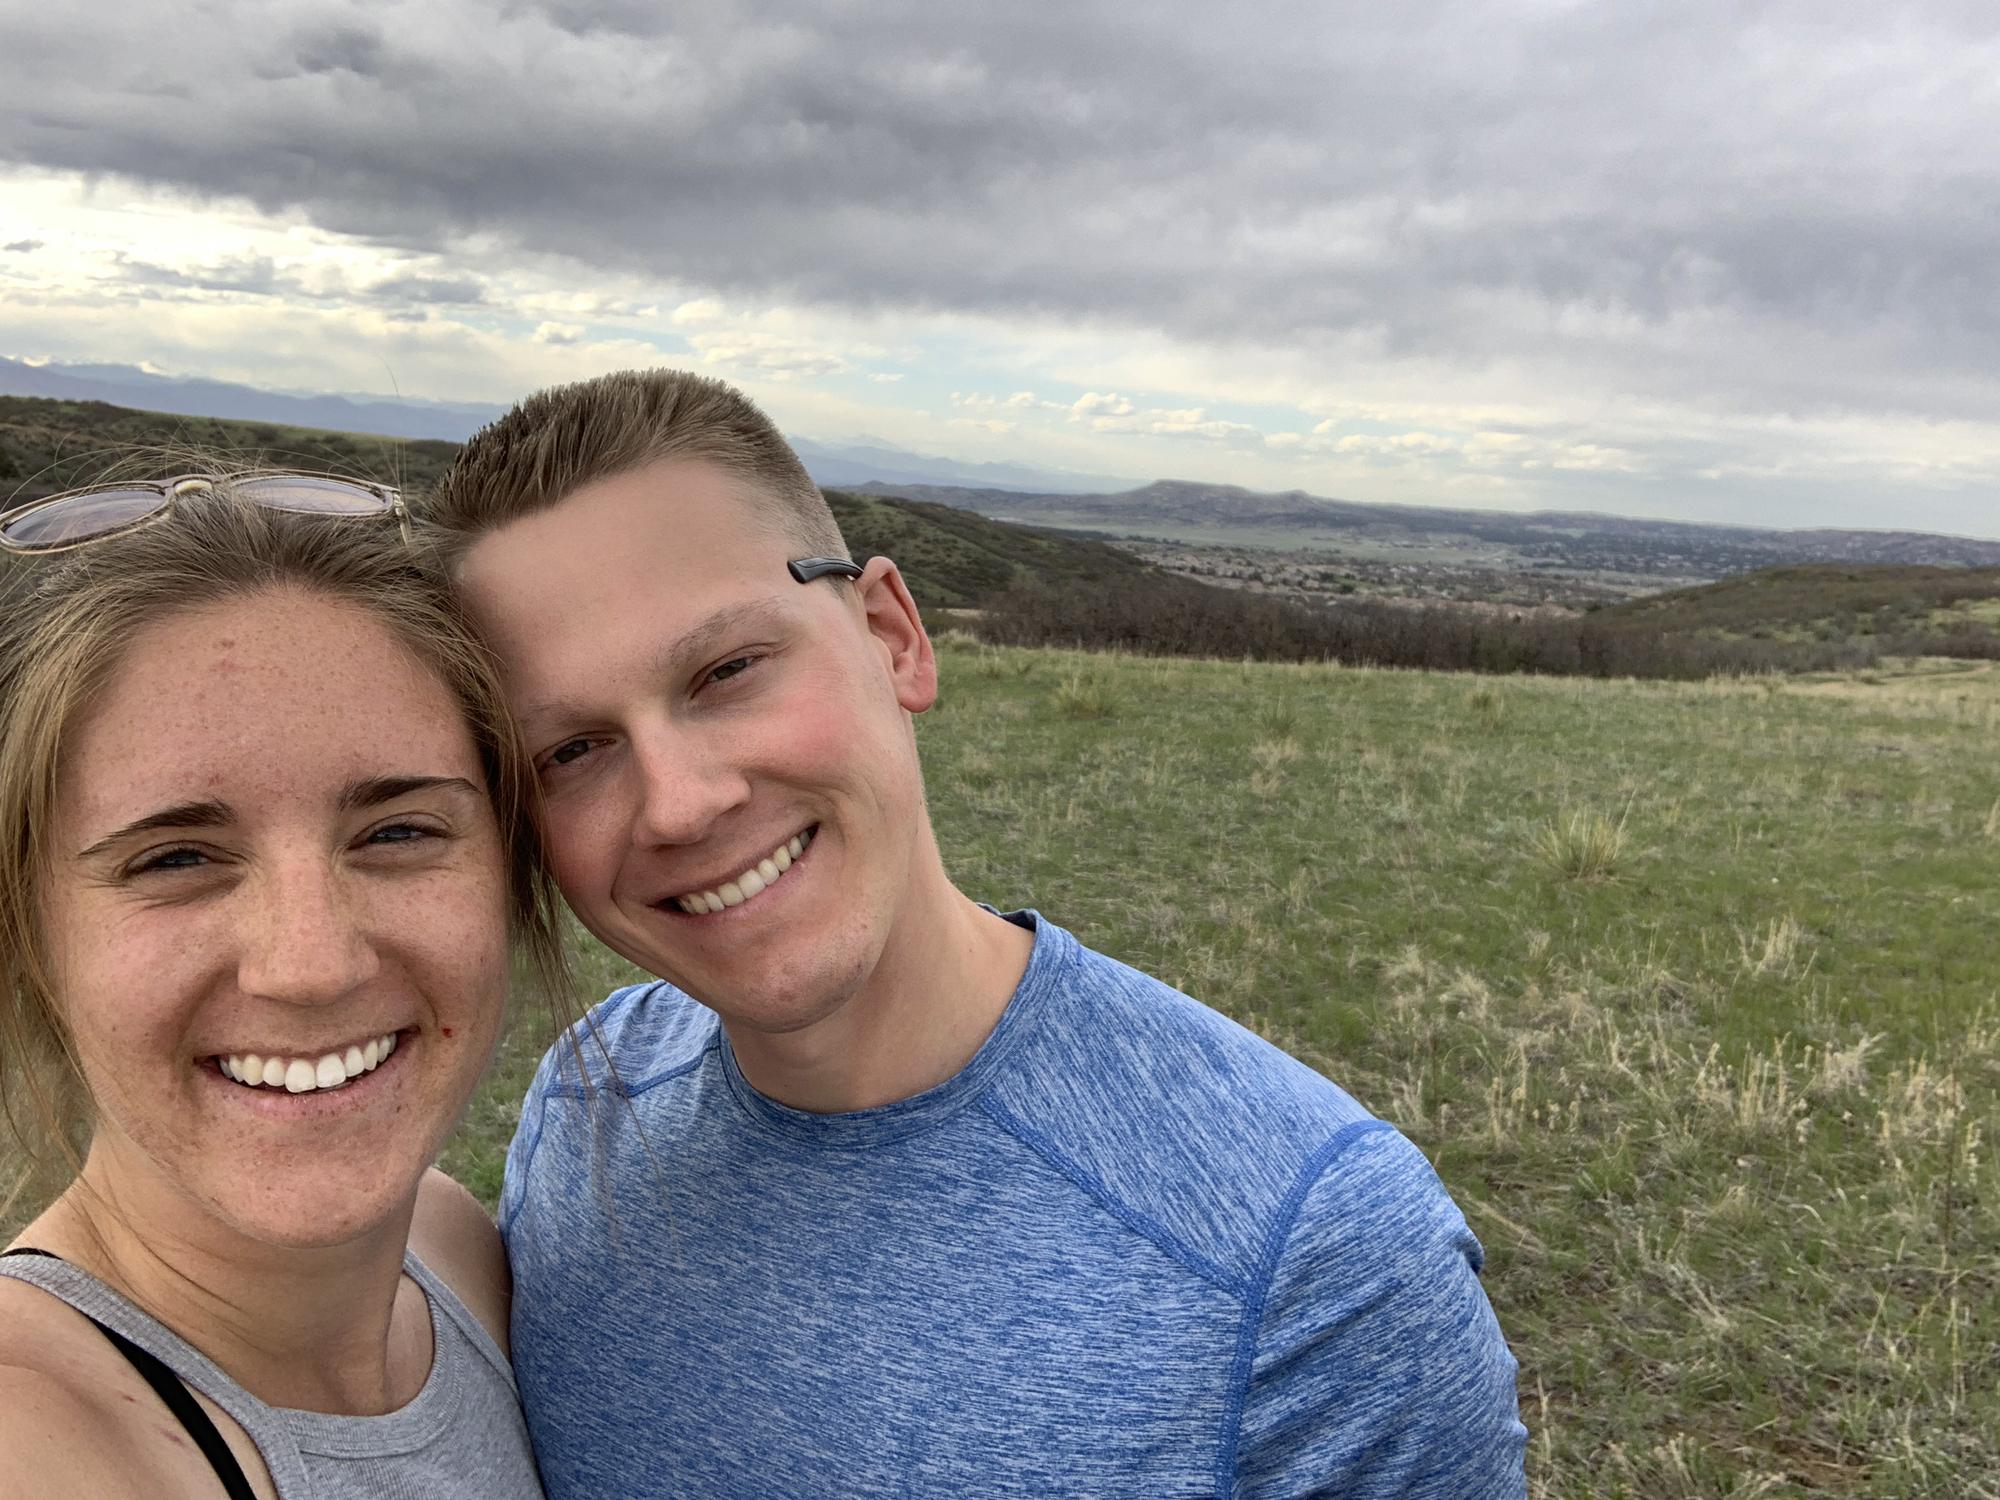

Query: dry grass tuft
[1530,805,1630,881]
[1052,672,1113,719]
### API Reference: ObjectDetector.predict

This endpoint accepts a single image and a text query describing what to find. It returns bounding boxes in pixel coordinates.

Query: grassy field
[446,643,1999,1498]
[6,394,1993,1489]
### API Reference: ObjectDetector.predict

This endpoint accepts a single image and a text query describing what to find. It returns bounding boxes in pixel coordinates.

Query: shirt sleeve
[1228,1123,1528,1499]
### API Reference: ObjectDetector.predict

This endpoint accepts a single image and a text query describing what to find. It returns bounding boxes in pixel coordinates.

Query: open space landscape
[443,642,1998,1499]
[4,396,1995,1494]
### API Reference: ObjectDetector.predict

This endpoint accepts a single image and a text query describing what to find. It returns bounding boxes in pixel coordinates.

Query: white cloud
[533,321,584,345]
[685,328,854,380]
[1333,431,1456,456]
[1071,391,1135,418]
[670,296,727,326]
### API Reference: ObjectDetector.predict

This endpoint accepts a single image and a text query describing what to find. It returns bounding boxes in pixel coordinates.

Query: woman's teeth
[218,1033,398,1094]
[674,830,813,915]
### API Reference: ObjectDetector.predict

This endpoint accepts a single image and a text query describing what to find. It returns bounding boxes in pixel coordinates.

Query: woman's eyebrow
[338,775,481,812]
[73,779,479,860]
[75,800,232,861]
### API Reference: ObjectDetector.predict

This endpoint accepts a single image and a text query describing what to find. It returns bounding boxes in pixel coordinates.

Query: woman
[0,472,562,1498]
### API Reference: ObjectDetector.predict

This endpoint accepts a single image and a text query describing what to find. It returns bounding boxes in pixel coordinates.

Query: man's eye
[706,656,755,686]
[546,739,594,769]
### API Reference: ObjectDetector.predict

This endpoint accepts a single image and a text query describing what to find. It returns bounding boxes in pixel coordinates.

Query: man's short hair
[425,368,847,563]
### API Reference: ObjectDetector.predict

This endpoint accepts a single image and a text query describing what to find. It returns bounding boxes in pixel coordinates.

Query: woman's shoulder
[0,1276,228,1498]
[406,1168,511,1356]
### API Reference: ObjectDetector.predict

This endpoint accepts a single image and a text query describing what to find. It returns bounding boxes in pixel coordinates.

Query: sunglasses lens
[236,475,394,515]
[0,488,167,549]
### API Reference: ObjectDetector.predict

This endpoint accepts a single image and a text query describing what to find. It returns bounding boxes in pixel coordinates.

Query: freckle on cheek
[441,1027,455,1038]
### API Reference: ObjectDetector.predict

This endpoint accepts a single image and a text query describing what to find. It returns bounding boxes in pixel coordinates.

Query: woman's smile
[212,1029,403,1093]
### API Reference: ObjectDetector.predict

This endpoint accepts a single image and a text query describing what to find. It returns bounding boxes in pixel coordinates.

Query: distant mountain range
[0,358,1123,495]
[6,359,1997,576]
[0,357,505,445]
[852,479,2000,576]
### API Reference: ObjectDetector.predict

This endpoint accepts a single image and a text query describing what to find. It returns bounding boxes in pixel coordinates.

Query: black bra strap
[1,1248,260,1500]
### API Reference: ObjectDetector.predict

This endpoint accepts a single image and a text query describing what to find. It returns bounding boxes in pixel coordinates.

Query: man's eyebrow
[338,775,482,813]
[517,597,796,734]
[76,800,232,861]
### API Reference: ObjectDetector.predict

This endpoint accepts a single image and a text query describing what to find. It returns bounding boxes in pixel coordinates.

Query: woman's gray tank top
[0,1249,544,1499]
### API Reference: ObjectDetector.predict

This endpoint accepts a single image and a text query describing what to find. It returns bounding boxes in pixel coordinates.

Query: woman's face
[43,587,512,1250]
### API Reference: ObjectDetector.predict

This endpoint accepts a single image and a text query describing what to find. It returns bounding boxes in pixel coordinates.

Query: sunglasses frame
[787,556,866,584]
[0,472,412,556]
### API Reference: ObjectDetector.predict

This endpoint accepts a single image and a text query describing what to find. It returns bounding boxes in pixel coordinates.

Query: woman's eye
[366,821,438,847]
[130,846,208,876]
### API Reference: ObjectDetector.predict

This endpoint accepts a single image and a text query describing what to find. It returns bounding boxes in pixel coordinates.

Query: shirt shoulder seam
[1211,1116,1396,1496]
[539,1006,722,1101]
[977,1094,1251,1300]
[498,1065,558,1235]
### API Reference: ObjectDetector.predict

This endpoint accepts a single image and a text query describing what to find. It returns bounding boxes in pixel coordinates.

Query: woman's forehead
[60,593,480,823]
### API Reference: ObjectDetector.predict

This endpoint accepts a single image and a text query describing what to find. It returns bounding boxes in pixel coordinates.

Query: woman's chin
[93,1042,472,1254]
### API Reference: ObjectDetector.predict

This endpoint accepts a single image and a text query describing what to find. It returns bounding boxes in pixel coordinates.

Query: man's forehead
[463,460,792,587]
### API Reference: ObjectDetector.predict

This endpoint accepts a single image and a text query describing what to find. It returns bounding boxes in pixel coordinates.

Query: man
[431,369,1527,1498]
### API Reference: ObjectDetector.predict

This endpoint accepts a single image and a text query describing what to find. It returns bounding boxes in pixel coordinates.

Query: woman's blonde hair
[0,474,569,1218]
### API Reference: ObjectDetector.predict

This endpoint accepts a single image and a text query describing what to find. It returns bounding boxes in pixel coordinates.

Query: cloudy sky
[2,1,1996,535]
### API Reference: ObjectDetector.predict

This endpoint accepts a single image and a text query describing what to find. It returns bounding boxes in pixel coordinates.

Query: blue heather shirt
[501,913,1527,1497]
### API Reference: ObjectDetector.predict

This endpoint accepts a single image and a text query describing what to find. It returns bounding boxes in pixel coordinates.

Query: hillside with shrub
[0,395,460,501]
[0,394,1161,614]
[9,393,1997,678]
[972,573,1889,679]
[824,490,1160,609]
[1597,563,2000,658]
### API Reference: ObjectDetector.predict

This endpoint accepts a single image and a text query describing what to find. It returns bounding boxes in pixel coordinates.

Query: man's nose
[627,721,754,849]
[235,859,380,1006]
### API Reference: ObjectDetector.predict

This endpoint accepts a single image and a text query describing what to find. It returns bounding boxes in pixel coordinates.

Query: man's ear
[855,557,937,713]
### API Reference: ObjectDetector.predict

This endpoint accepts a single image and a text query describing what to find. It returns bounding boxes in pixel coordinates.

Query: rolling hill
[853,478,2000,577]
[1596,563,2000,642]
[0,395,1157,614]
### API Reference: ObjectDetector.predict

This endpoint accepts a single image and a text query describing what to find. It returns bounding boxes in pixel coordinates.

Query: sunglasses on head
[0,472,411,555]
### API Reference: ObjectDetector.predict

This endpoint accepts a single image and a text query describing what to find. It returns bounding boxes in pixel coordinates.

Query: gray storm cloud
[2,1,1996,425]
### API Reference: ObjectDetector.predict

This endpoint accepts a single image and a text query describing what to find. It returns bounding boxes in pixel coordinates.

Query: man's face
[456,459,938,1040]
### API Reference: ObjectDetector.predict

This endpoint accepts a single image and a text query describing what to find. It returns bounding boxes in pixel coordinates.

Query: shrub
[974,575,1877,681]
[1531,807,1629,881]
[1052,672,1112,719]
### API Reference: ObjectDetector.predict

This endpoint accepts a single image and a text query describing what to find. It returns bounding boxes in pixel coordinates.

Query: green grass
[465,643,2000,1497]
[8,395,1994,1489]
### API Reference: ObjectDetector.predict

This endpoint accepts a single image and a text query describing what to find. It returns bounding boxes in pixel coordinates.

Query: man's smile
[664,826,816,915]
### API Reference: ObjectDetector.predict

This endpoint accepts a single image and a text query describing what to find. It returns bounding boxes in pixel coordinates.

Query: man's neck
[30,1139,430,1414]
[725,880,1036,1114]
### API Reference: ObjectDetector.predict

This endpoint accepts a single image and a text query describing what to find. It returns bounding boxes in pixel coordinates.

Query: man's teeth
[219,1033,398,1094]
[675,831,812,914]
